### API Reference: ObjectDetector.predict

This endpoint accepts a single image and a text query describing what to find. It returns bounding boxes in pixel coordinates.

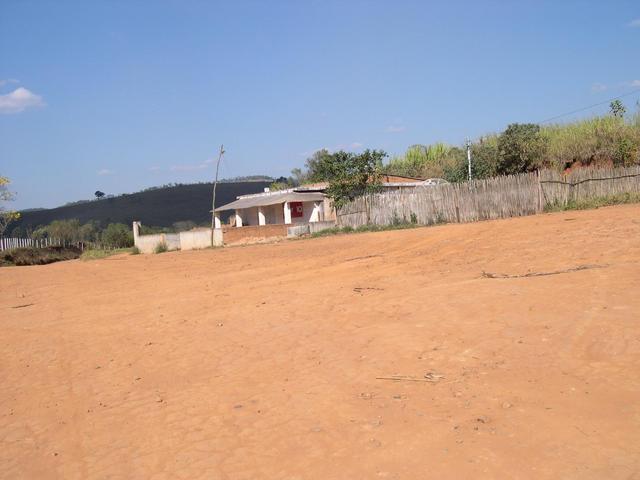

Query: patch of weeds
[131,246,140,255]
[1,246,82,266]
[309,221,422,239]
[80,248,132,261]
[544,192,640,212]
[154,241,168,254]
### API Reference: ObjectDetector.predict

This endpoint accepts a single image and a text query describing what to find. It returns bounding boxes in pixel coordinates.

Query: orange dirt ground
[1,205,640,479]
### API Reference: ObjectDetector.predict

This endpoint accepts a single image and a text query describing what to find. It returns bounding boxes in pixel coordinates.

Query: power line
[539,87,640,124]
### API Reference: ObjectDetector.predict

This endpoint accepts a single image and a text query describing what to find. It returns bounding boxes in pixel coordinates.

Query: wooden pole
[211,144,225,246]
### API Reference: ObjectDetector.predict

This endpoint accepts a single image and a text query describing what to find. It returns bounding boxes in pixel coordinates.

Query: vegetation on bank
[310,218,423,238]
[383,104,640,182]
[0,246,82,266]
[544,192,640,212]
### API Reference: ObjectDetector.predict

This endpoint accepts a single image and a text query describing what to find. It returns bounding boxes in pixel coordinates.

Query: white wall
[134,233,180,254]
[180,229,222,250]
[290,201,322,224]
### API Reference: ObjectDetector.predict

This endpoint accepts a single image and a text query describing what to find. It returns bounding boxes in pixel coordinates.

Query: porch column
[310,202,322,222]
[258,206,266,226]
[283,202,292,224]
[214,213,222,229]
[234,210,243,227]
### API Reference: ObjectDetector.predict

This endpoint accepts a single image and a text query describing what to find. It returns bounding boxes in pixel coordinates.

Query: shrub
[154,241,168,254]
[544,192,640,212]
[102,223,133,248]
[131,246,140,255]
[497,123,546,175]
[0,246,81,266]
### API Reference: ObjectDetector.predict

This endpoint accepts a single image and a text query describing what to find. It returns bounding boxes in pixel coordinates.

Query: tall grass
[384,111,640,182]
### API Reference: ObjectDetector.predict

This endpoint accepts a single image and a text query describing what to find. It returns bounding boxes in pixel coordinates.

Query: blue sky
[1,0,639,209]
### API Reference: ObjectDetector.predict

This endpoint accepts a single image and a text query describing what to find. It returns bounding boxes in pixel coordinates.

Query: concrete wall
[309,220,336,234]
[180,229,222,250]
[133,222,222,253]
[135,233,180,254]
[287,220,336,238]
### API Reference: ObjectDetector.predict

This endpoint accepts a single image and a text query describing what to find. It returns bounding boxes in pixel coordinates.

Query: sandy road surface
[2,205,640,479]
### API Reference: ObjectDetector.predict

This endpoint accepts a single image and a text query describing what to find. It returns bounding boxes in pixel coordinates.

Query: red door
[290,202,303,218]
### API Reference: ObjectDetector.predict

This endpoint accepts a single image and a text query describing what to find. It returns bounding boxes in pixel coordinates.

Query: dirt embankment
[1,205,639,479]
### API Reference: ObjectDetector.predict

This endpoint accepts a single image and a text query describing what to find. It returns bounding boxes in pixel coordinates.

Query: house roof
[214,191,326,212]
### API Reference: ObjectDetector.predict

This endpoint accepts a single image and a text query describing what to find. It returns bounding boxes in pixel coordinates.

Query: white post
[310,202,322,222]
[258,206,266,226]
[466,138,472,182]
[214,213,222,229]
[283,202,292,225]
[132,221,141,246]
[235,210,243,227]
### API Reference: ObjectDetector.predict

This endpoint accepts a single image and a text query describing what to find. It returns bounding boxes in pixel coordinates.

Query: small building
[213,189,329,228]
[213,175,446,229]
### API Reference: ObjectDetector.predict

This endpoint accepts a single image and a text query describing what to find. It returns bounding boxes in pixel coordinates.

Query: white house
[213,189,329,228]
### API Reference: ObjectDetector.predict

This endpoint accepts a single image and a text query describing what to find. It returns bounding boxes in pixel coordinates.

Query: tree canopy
[310,149,387,209]
[0,176,20,237]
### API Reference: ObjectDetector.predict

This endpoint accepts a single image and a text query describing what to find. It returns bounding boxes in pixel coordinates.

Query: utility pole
[466,138,472,182]
[210,144,225,246]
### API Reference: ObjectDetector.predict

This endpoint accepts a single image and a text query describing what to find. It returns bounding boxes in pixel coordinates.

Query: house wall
[323,197,336,221]
[240,206,260,226]
[290,201,321,224]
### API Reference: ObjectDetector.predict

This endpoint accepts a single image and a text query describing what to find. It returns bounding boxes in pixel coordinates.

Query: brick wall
[222,224,288,244]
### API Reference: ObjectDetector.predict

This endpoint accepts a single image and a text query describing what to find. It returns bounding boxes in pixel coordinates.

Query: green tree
[0,176,20,237]
[497,123,547,175]
[101,223,133,248]
[289,168,306,186]
[47,219,83,242]
[610,100,626,118]
[304,149,332,182]
[314,149,386,209]
[79,221,99,242]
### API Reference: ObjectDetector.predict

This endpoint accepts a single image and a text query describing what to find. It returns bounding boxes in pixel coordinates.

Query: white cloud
[629,18,640,27]
[386,125,406,133]
[0,87,45,114]
[148,166,162,172]
[591,82,608,93]
[627,79,640,87]
[0,78,19,87]
[170,158,215,172]
[97,169,114,176]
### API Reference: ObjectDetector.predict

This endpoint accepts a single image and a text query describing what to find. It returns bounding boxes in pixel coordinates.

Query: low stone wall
[222,224,288,244]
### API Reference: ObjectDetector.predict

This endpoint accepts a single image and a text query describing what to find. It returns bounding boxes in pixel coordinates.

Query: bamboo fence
[337,165,640,228]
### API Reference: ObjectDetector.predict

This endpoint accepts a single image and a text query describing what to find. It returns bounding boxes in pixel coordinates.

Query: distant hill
[13,181,272,230]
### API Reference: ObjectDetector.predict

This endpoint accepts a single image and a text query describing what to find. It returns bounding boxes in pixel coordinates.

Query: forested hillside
[12,181,271,232]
